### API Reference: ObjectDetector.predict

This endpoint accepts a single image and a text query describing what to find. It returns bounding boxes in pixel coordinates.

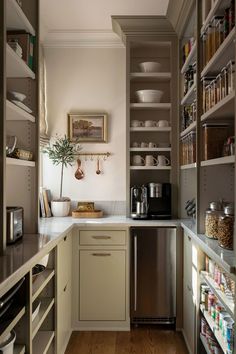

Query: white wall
[43,47,126,201]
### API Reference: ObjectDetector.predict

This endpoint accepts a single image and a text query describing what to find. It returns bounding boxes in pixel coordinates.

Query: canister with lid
[218,205,234,250]
[205,201,223,239]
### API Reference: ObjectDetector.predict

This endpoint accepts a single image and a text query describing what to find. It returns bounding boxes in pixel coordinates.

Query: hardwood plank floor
[65,327,188,354]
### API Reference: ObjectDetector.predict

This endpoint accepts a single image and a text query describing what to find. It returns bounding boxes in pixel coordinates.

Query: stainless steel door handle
[134,235,138,312]
[92,253,111,256]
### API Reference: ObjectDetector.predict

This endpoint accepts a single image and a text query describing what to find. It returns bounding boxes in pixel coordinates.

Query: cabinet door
[57,233,72,294]
[79,250,126,321]
[57,280,71,353]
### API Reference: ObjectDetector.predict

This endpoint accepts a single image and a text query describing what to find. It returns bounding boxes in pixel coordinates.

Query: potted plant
[43,135,81,216]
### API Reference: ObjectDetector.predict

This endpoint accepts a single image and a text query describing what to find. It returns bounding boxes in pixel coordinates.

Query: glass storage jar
[227,60,235,94]
[218,205,234,250]
[205,201,223,239]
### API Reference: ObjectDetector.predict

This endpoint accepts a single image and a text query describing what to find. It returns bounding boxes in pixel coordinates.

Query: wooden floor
[65,327,188,354]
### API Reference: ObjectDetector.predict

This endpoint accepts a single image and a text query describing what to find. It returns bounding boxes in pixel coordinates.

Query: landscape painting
[68,114,107,143]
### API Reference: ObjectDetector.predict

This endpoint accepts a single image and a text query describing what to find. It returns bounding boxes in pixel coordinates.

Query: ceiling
[40,0,170,47]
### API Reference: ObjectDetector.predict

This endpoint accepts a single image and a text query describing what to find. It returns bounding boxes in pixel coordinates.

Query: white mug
[141,142,148,148]
[131,120,144,127]
[145,155,158,166]
[148,142,157,148]
[157,155,170,166]
[132,141,140,147]
[132,155,145,166]
[145,120,156,127]
[157,120,169,127]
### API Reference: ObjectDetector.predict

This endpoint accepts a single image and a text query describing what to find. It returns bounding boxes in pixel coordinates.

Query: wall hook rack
[76,152,111,161]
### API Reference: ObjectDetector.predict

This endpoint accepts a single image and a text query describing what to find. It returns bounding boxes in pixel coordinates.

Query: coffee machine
[147,182,171,219]
[130,185,148,219]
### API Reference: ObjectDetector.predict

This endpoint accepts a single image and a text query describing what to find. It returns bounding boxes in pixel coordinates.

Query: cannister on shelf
[205,201,223,239]
[218,205,234,250]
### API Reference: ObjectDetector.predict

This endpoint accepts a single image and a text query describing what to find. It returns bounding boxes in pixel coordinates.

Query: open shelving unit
[6,100,35,122]
[130,102,171,110]
[0,306,26,343]
[181,83,196,105]
[130,72,171,82]
[6,44,35,79]
[32,331,55,354]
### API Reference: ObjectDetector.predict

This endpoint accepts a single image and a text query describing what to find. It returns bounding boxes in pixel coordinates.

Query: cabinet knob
[64,236,67,242]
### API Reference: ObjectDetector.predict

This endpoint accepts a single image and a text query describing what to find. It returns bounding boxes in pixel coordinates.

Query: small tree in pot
[43,135,81,216]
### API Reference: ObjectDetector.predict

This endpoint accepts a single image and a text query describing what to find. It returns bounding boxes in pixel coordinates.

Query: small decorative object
[68,113,107,143]
[74,158,84,180]
[43,135,81,217]
[77,202,94,212]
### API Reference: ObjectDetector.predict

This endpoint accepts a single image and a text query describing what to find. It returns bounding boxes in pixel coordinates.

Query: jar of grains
[205,201,223,239]
[218,205,234,250]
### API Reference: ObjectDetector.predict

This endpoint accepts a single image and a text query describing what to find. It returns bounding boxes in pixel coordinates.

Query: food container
[202,123,233,161]
[201,317,207,336]
[223,317,234,343]
[218,205,234,250]
[227,60,235,94]
[139,61,161,73]
[216,18,224,49]
[215,304,222,329]
[205,201,223,239]
[208,292,215,314]
[219,311,229,331]
[208,258,215,277]
[206,24,214,61]
[135,90,163,103]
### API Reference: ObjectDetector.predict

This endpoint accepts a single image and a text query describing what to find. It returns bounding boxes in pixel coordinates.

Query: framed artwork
[68,113,108,143]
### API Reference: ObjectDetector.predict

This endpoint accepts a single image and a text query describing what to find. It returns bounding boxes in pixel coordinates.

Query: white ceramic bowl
[136,90,163,103]
[9,91,26,102]
[38,253,49,268]
[139,61,161,73]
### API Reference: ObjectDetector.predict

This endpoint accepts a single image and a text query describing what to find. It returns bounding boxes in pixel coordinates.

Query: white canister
[51,201,71,217]
[0,331,16,354]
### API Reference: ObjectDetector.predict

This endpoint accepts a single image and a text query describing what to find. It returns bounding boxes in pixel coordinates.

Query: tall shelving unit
[112,17,179,217]
[0,0,39,254]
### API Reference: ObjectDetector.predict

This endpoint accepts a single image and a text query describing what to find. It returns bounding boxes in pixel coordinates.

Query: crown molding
[167,0,195,38]
[42,29,124,48]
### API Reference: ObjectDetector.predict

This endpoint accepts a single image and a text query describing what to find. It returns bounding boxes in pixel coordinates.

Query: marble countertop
[0,216,235,296]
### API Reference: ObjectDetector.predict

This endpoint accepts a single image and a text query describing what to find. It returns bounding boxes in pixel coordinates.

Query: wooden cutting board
[72,210,103,218]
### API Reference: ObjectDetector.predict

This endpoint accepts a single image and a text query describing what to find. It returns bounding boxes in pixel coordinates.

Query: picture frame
[68,113,108,143]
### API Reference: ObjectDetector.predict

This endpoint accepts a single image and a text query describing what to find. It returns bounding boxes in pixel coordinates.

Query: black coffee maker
[147,182,171,219]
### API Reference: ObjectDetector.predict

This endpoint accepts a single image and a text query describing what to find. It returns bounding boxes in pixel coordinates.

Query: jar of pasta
[218,205,234,250]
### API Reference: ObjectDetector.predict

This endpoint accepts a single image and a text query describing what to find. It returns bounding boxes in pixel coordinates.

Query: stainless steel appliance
[130,227,176,324]
[6,207,23,244]
[147,182,171,219]
[130,186,148,219]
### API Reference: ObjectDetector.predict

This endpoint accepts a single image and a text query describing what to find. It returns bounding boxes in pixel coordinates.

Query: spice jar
[218,205,234,250]
[205,201,223,239]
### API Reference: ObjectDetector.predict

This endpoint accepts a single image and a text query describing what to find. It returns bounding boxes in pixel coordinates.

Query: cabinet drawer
[79,230,126,245]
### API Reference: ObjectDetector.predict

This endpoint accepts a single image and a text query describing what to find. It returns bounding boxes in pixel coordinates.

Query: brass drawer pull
[92,236,111,240]
[92,253,111,257]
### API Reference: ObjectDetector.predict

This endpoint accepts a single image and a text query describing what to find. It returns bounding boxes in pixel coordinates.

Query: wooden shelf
[201,91,235,122]
[130,166,171,170]
[201,0,233,34]
[0,306,25,343]
[181,42,197,74]
[32,270,55,302]
[130,127,171,132]
[6,44,35,79]
[130,103,171,110]
[6,0,35,35]
[6,158,35,167]
[6,100,35,122]
[180,121,196,138]
[180,163,197,170]
[201,271,234,317]
[32,298,54,339]
[181,84,196,105]
[200,305,228,354]
[200,333,211,354]
[32,331,55,354]
[201,28,235,77]
[130,147,171,152]
[201,156,234,167]
[14,345,26,354]
[130,72,171,82]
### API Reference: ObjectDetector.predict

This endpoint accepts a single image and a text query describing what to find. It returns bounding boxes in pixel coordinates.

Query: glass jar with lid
[218,205,234,250]
[227,60,235,94]
[205,201,223,239]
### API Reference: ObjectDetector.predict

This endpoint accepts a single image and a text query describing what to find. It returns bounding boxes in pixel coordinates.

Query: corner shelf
[180,121,196,138]
[130,72,171,82]
[201,156,234,167]
[201,91,235,122]
[130,127,171,132]
[6,100,35,122]
[32,298,55,339]
[6,158,35,167]
[6,0,35,35]
[130,147,171,152]
[32,269,55,302]
[181,84,196,105]
[6,44,35,79]
[201,271,234,317]
[181,42,197,74]
[32,331,55,354]
[130,103,171,110]
[180,163,196,170]
[0,306,26,343]
[130,166,171,170]
[201,28,235,77]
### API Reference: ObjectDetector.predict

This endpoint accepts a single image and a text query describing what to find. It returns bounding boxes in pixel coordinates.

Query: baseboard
[72,320,130,331]
[181,329,192,354]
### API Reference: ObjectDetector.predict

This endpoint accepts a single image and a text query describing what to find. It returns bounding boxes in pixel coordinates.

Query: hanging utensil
[96,158,101,175]
[75,159,84,180]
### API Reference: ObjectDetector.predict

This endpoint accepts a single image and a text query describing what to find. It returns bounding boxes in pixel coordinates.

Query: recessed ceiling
[40,0,170,46]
